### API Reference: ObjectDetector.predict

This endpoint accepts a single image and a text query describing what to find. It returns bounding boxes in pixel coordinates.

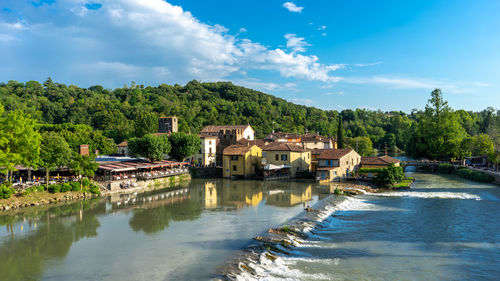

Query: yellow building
[316,149,361,183]
[223,144,262,178]
[262,143,311,178]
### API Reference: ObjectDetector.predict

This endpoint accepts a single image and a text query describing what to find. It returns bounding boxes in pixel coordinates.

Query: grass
[393,177,415,188]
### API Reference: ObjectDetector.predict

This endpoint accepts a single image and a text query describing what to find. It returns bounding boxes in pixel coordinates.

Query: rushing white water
[232,172,500,281]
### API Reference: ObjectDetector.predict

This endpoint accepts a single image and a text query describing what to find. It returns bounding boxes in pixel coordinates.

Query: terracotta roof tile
[262,143,308,152]
[361,156,400,165]
[201,125,252,133]
[317,149,353,160]
[223,144,254,155]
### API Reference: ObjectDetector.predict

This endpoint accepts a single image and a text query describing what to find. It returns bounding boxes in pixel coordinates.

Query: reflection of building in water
[221,180,263,208]
[109,188,190,210]
[190,181,218,209]
[266,185,312,207]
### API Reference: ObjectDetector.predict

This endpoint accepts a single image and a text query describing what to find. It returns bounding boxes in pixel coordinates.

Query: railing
[136,168,189,180]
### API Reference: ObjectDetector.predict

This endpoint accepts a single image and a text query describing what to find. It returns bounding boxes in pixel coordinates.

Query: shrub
[358,168,385,174]
[70,181,80,192]
[0,185,15,199]
[81,178,91,187]
[60,183,72,192]
[438,163,455,174]
[89,184,100,195]
[47,184,61,193]
[455,168,493,183]
[373,164,405,188]
[334,188,343,195]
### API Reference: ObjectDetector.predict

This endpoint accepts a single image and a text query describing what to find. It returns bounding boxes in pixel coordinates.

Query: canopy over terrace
[97,160,189,181]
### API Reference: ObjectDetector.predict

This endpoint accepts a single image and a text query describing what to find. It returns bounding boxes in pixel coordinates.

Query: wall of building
[263,151,311,177]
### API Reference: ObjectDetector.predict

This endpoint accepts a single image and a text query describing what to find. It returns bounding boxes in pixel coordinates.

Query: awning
[264,164,292,171]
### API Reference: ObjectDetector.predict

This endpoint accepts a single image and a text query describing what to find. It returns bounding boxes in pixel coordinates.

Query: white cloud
[231,79,296,92]
[284,33,310,53]
[317,25,327,30]
[343,76,488,94]
[324,91,345,96]
[0,0,343,86]
[321,33,327,36]
[291,98,314,105]
[353,61,382,67]
[283,2,304,13]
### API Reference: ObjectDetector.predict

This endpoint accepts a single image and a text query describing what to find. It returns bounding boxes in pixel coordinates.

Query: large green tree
[168,132,201,161]
[40,132,72,187]
[70,154,99,188]
[407,89,467,160]
[0,106,41,181]
[346,136,373,156]
[128,134,171,162]
[134,111,158,137]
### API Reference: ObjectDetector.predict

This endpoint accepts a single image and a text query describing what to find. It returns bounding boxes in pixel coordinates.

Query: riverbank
[0,173,191,211]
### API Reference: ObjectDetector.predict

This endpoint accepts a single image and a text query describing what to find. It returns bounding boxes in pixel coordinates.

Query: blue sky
[1,0,499,111]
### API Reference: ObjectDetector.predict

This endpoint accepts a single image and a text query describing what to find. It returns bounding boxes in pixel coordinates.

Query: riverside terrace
[95,157,189,183]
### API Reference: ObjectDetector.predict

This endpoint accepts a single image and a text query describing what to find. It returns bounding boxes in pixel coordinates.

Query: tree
[40,132,72,188]
[337,116,344,149]
[373,164,405,188]
[70,154,99,188]
[346,136,373,156]
[128,134,171,162]
[168,132,201,161]
[134,111,158,137]
[0,106,41,181]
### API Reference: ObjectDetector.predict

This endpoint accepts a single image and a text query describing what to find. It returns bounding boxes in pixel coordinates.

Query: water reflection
[0,179,321,281]
[0,199,104,281]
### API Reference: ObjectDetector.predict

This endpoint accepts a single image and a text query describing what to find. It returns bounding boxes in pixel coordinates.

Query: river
[0,179,319,281]
[1,173,499,281]
[243,172,500,281]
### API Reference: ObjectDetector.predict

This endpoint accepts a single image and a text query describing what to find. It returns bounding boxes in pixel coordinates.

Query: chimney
[79,144,89,156]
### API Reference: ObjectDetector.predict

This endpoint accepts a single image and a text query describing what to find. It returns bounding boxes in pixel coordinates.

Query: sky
[1,0,499,112]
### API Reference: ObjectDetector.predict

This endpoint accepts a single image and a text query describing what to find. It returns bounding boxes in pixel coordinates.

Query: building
[222,144,262,178]
[300,133,337,150]
[158,116,178,134]
[191,134,217,166]
[360,155,401,168]
[201,125,255,164]
[262,143,311,178]
[316,149,361,182]
[117,141,129,156]
[310,149,327,172]
[264,132,301,143]
[236,138,270,148]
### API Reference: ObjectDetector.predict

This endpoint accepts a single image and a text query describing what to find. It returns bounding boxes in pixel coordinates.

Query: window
[281,154,288,161]
[209,141,212,145]
[263,152,267,158]
[275,154,279,161]
[209,147,212,154]
[231,155,238,160]
[233,165,237,171]
[334,171,338,176]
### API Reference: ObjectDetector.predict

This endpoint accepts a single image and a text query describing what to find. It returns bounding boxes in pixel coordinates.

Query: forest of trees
[1,79,499,163]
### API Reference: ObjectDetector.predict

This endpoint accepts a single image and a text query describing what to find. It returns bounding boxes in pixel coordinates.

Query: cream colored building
[316,149,361,182]
[300,133,337,150]
[192,134,217,166]
[262,143,311,178]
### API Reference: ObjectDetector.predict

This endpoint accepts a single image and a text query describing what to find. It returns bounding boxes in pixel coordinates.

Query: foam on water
[373,191,482,200]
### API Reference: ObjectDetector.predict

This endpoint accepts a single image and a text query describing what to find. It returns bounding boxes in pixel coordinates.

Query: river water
[246,172,500,281]
[1,173,499,281]
[0,179,319,281]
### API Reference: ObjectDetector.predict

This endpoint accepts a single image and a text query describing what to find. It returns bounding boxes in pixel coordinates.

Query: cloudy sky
[1,0,499,111]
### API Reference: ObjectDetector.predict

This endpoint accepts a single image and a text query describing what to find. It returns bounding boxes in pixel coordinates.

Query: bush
[438,163,455,174]
[70,181,80,192]
[358,168,385,174]
[60,183,72,192]
[455,168,494,183]
[373,164,405,188]
[81,178,91,187]
[0,184,14,199]
[333,188,343,195]
[89,184,100,195]
[47,184,61,193]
